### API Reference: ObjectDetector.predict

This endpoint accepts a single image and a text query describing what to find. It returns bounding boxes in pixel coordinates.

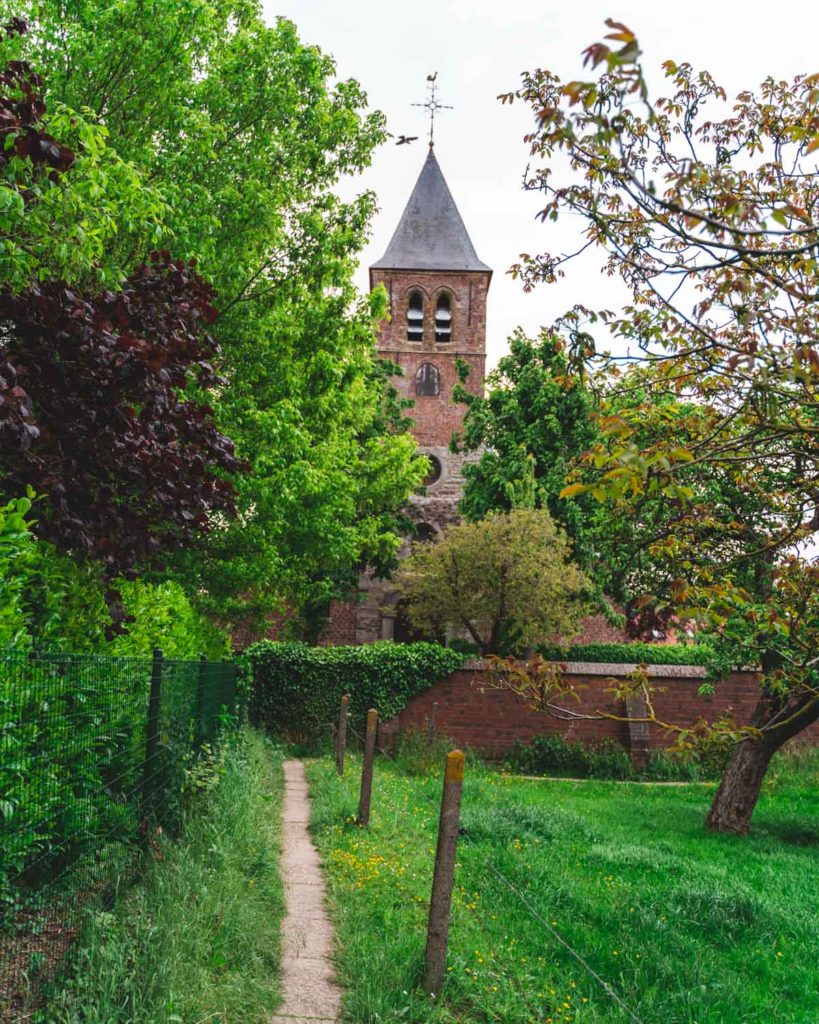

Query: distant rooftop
[371,147,491,273]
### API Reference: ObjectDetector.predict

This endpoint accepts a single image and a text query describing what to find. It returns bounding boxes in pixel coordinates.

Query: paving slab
[275,760,341,1023]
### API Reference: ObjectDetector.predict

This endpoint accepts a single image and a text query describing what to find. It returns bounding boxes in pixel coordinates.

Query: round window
[423,454,442,486]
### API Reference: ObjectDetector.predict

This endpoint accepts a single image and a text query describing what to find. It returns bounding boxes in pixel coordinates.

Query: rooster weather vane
[404,72,452,147]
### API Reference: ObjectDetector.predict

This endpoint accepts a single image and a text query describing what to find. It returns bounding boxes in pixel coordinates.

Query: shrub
[110,581,230,661]
[0,651,238,916]
[0,495,39,648]
[507,734,634,779]
[246,641,464,743]
[506,732,722,781]
[393,508,590,654]
[536,641,713,666]
[0,495,231,657]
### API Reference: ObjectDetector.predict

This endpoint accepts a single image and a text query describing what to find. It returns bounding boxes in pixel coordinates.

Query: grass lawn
[307,748,819,1024]
[44,729,285,1024]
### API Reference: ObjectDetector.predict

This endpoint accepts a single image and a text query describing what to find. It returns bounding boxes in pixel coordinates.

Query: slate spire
[372,148,490,273]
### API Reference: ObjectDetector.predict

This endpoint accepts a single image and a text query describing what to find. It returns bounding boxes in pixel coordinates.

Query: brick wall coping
[462,658,707,679]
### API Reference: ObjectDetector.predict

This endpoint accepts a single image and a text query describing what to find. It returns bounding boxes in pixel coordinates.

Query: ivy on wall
[246,641,465,741]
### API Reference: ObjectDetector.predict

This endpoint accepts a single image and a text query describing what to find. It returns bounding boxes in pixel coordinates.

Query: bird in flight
[396,135,418,146]
[427,71,438,82]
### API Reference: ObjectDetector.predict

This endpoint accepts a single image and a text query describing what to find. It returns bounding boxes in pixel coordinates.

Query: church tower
[325,146,491,645]
[371,146,491,532]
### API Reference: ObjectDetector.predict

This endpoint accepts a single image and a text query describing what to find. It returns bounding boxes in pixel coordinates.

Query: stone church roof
[372,147,491,273]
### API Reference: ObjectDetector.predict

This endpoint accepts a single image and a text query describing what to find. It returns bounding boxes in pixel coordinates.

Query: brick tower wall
[370,268,490,444]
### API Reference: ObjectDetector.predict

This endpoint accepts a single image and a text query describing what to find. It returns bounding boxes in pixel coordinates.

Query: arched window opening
[435,292,452,342]
[415,363,440,397]
[407,290,424,342]
[415,521,437,542]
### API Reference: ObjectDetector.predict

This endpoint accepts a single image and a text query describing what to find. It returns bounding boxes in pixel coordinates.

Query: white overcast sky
[263,0,819,369]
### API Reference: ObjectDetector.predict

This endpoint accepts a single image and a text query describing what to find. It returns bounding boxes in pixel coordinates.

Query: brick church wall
[319,600,358,646]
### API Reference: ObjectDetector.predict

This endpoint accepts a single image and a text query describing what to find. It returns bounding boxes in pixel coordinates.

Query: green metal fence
[0,648,239,1019]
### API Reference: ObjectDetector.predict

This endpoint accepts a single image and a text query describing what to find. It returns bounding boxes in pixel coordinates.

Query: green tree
[505,20,819,831]
[4,2,426,634]
[0,32,167,291]
[566,369,794,639]
[453,329,598,538]
[392,508,590,656]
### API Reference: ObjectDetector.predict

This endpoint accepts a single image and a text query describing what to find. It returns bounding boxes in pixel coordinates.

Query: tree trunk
[705,736,779,834]
[706,693,819,834]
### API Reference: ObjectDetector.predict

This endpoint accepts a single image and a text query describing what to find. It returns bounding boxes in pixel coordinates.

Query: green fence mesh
[0,649,238,1020]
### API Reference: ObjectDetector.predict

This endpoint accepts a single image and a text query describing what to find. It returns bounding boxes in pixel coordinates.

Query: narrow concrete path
[272,760,342,1024]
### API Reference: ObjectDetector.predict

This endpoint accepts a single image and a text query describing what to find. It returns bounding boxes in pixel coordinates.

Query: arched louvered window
[435,292,452,342]
[415,363,440,397]
[407,290,424,342]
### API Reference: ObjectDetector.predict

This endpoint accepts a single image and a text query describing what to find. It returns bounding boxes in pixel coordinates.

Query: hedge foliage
[246,641,465,741]
[537,641,713,666]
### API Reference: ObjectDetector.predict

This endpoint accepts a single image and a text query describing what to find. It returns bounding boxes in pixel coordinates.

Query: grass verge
[45,728,284,1024]
[308,747,819,1023]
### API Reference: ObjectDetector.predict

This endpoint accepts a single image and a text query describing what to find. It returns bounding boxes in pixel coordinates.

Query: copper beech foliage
[0,58,243,623]
[0,54,73,181]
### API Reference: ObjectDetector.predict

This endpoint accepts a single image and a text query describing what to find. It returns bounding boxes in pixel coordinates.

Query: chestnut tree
[503,21,819,832]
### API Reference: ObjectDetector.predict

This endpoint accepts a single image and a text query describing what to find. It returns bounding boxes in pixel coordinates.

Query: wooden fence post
[426,701,439,746]
[140,648,164,833]
[357,708,378,826]
[424,749,465,998]
[336,693,350,776]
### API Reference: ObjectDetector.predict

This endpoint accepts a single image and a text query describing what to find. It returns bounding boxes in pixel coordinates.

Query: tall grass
[45,729,284,1024]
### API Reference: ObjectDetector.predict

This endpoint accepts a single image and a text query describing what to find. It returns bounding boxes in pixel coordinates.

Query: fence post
[336,693,350,776]
[196,653,207,747]
[357,708,378,826]
[426,701,439,747]
[140,648,164,833]
[424,749,465,998]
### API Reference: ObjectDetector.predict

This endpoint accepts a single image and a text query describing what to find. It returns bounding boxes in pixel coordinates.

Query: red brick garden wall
[383,662,819,758]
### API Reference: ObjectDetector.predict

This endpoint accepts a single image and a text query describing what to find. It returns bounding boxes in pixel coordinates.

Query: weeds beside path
[308,752,819,1023]
[46,729,285,1024]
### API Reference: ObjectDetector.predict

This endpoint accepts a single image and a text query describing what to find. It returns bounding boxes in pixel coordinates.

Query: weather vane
[412,72,452,147]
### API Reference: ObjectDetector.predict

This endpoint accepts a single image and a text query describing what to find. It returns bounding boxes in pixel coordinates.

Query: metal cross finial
[413,73,452,147]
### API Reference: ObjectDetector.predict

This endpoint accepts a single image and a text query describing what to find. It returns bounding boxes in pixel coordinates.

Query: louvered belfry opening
[407,290,424,341]
[415,363,440,397]
[435,292,451,342]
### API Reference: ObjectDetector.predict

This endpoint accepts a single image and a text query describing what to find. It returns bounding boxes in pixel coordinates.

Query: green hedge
[536,641,713,666]
[246,641,465,742]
